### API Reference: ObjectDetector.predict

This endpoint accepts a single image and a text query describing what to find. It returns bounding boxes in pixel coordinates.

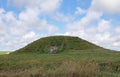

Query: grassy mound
[15,36,102,53]
[0,36,119,77]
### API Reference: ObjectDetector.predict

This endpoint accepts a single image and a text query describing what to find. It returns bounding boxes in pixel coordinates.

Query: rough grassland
[0,36,119,77]
[0,52,9,55]
[0,49,120,77]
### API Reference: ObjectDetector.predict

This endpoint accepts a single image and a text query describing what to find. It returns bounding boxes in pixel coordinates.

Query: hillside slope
[15,36,102,53]
[1,36,119,77]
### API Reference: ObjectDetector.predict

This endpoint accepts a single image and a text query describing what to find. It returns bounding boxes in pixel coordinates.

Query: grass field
[0,49,120,77]
[0,51,10,55]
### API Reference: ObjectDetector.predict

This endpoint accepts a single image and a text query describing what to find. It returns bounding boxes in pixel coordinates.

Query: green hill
[15,36,102,53]
[0,36,120,77]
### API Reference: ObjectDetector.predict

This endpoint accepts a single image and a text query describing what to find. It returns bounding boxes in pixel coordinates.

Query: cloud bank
[0,0,120,51]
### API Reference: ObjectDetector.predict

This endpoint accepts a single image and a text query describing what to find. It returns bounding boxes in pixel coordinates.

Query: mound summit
[16,36,102,53]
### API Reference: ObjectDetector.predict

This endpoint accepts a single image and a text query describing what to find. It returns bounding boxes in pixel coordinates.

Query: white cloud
[65,0,120,51]
[22,31,36,40]
[75,7,86,15]
[91,0,120,14]
[39,0,62,13]
[67,10,102,31]
[46,25,58,34]
[66,6,120,51]
[52,12,74,23]
[19,8,39,21]
[8,0,62,13]
[0,8,5,14]
[97,19,111,32]
[66,17,120,51]
[1,0,120,51]
[115,27,120,33]
[0,9,7,35]
[18,7,59,32]
[0,23,6,35]
[0,7,59,51]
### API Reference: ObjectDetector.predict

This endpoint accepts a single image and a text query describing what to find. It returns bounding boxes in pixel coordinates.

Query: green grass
[0,49,119,77]
[0,51,10,55]
[16,36,101,53]
[0,36,119,77]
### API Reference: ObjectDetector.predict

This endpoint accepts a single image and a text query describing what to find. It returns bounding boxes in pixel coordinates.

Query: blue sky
[0,0,120,51]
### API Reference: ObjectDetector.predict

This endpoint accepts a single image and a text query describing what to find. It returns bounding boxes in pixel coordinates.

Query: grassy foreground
[0,49,120,77]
